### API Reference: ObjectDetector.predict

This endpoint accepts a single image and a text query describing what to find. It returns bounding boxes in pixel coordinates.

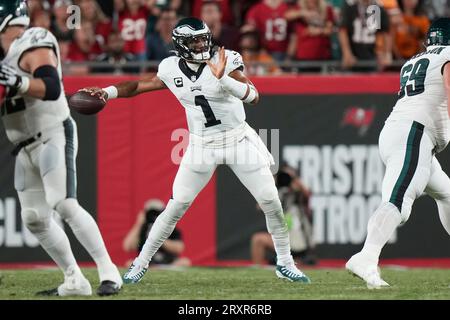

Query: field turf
[0,266,449,300]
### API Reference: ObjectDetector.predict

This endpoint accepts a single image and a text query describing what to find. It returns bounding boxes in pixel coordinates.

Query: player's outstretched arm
[207,47,259,105]
[0,48,61,101]
[444,62,450,118]
[81,75,167,101]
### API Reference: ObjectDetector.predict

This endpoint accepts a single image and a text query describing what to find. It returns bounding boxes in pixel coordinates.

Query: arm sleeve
[33,65,61,101]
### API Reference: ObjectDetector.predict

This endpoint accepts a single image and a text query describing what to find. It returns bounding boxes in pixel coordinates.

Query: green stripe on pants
[63,118,77,199]
[389,121,424,211]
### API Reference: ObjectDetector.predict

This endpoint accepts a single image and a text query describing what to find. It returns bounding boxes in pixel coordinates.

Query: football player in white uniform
[0,0,122,296]
[346,18,450,289]
[83,17,311,284]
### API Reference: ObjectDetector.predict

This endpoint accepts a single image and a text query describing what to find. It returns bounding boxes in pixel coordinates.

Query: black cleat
[36,288,59,296]
[97,280,121,296]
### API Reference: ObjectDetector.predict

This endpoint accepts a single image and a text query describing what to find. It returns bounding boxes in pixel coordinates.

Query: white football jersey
[387,45,450,152]
[157,49,246,136]
[1,27,69,144]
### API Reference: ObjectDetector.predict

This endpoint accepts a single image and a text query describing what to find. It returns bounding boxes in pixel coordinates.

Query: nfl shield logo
[191,75,197,82]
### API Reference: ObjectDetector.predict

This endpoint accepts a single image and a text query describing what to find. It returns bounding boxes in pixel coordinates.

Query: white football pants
[379,120,450,224]
[138,124,295,266]
[14,117,119,282]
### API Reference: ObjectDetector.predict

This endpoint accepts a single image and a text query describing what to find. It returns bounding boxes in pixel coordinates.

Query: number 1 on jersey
[195,95,222,128]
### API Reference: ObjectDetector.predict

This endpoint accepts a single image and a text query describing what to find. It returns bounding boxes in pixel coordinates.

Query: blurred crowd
[29,0,450,75]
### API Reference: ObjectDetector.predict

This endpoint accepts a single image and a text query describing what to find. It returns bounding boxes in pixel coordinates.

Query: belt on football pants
[11,132,42,156]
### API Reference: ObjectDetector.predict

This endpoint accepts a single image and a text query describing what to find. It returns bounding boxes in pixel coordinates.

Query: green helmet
[0,0,29,33]
[172,17,213,62]
[426,18,450,46]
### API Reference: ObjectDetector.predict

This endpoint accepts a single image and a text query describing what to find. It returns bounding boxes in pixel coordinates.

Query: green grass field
[0,267,449,300]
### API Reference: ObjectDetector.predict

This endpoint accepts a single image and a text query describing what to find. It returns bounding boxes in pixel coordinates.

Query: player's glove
[0,63,30,94]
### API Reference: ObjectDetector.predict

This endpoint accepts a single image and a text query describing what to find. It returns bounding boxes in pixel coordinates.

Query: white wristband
[242,84,257,104]
[18,76,30,94]
[103,86,118,100]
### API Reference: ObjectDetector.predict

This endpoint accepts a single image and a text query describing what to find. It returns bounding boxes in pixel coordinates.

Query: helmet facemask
[172,18,213,63]
[184,33,212,62]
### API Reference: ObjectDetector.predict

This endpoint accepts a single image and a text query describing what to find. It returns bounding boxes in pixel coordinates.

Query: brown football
[68,91,106,115]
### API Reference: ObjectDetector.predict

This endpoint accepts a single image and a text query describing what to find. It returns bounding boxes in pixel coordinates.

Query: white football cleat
[346,253,390,289]
[36,266,92,296]
[123,258,149,284]
[58,266,92,296]
[275,263,311,283]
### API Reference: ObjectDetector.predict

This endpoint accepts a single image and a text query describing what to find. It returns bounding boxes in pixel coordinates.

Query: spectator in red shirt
[79,0,112,51]
[192,0,233,26]
[68,22,101,62]
[242,0,290,62]
[117,0,152,61]
[286,0,335,61]
[200,1,240,51]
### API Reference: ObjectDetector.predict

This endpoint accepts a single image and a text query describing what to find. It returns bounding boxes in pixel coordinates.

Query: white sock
[33,219,78,275]
[361,202,402,261]
[138,199,189,264]
[261,199,293,266]
[57,200,118,282]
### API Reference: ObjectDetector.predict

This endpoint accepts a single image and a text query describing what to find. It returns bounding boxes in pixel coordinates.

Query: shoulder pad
[157,56,179,81]
[15,28,56,53]
[225,49,244,74]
